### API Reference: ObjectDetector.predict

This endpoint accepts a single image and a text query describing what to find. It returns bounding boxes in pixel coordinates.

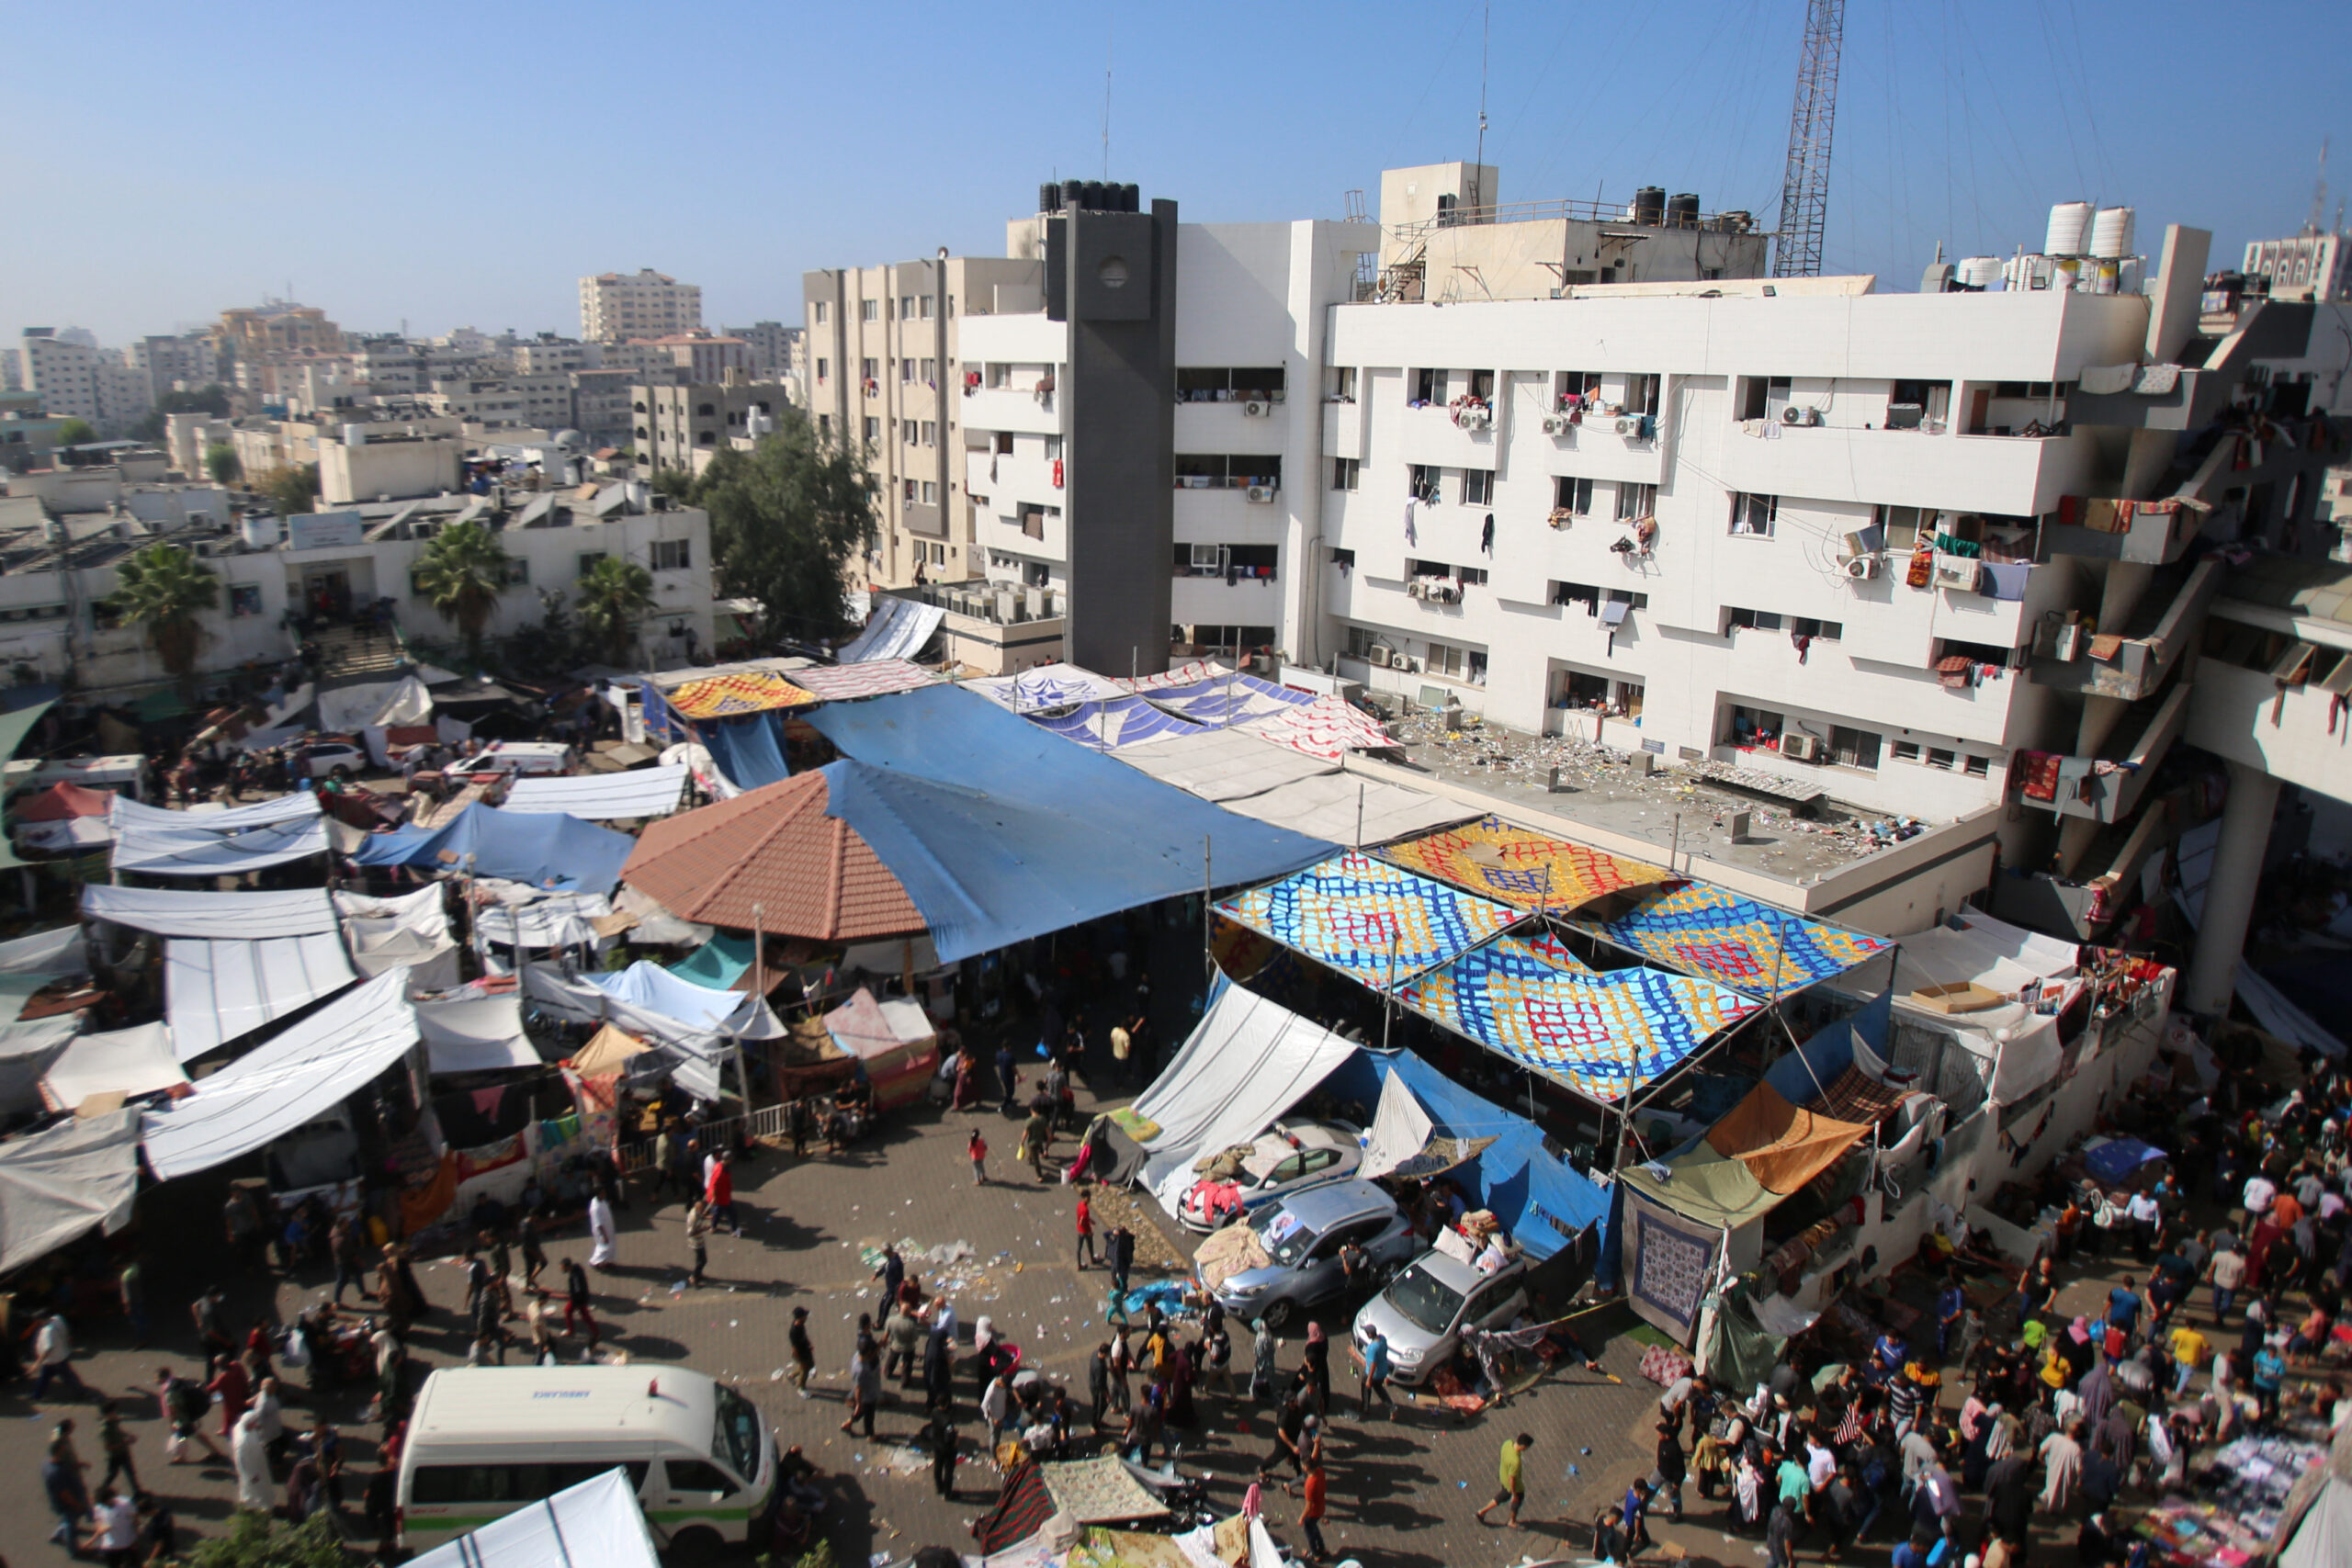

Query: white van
[396,1366,775,1556]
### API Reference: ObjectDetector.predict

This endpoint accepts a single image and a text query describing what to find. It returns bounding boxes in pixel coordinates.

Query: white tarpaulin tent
[40,1021,185,1111]
[109,793,322,835]
[965,663,1129,711]
[336,886,461,988]
[503,764,690,821]
[407,1466,662,1568]
[141,970,419,1180]
[836,594,944,663]
[1360,1070,1436,1179]
[416,993,539,1073]
[1894,909,2085,1105]
[0,1014,83,1115]
[1220,771,1474,846]
[1132,981,1363,1212]
[587,962,785,1040]
[0,1109,141,1274]
[166,934,359,1060]
[477,894,613,951]
[521,964,733,1101]
[0,925,84,975]
[1115,728,1335,801]
[84,884,339,939]
[317,674,434,735]
[107,791,328,876]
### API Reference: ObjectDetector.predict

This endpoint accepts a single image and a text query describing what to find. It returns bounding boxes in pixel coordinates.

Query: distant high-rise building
[580,269,702,343]
[19,330,101,423]
[211,300,344,362]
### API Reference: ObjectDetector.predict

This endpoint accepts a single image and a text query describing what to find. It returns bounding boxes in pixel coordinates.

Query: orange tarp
[1704,1081,1871,1194]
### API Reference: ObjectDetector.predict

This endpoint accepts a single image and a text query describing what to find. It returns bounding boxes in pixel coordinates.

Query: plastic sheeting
[1220,773,1474,847]
[807,684,1332,964]
[416,993,539,1074]
[668,933,754,990]
[0,1015,82,1115]
[1132,981,1363,1212]
[965,663,1128,711]
[166,933,360,1060]
[0,1109,141,1275]
[407,1467,662,1568]
[1360,1072,1435,1180]
[1238,694,1400,762]
[1216,850,1521,993]
[316,674,433,735]
[587,961,785,1040]
[1703,1081,1872,1194]
[1140,671,1316,728]
[1114,728,1335,801]
[107,791,328,876]
[784,659,935,702]
[519,964,733,1101]
[109,792,321,834]
[1381,814,1673,912]
[665,671,818,719]
[40,1021,185,1111]
[503,764,689,821]
[1571,882,1893,1000]
[141,970,419,1180]
[0,925,85,976]
[698,711,790,791]
[836,596,945,664]
[477,895,612,951]
[1028,696,1209,750]
[351,803,635,893]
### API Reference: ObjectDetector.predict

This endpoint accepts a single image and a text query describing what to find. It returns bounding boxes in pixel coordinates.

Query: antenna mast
[2308,137,2331,236]
[1102,17,1114,181]
[1772,0,1845,278]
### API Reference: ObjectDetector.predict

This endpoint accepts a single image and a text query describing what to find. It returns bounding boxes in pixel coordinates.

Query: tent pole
[752,900,765,1008]
[1355,784,1364,852]
[1380,925,1401,1053]
[1202,836,1214,988]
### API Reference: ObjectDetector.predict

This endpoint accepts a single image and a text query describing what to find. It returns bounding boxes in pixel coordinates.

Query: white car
[300,740,370,779]
[1176,1119,1363,1234]
[447,741,571,777]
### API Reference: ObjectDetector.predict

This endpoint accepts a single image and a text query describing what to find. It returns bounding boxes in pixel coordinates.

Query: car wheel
[1259,1297,1294,1332]
[330,764,351,780]
[665,1525,725,1562]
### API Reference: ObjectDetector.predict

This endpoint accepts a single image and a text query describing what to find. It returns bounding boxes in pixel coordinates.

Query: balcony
[2020,681,2192,826]
[2041,500,2202,565]
[2029,558,2222,700]
[2184,648,2352,803]
[1712,424,2085,517]
[958,382,1065,437]
[1397,401,1502,468]
[1991,784,2199,940]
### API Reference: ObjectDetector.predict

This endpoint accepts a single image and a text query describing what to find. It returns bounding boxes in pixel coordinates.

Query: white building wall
[319,436,460,504]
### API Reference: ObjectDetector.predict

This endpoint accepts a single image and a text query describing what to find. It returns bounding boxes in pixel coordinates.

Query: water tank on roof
[1633,186,1667,226]
[343,423,367,446]
[2045,201,2094,255]
[1062,179,1085,209]
[1667,193,1701,229]
[1957,256,2005,289]
[241,513,281,549]
[1039,182,1063,214]
[1118,183,1139,212]
[1085,180,1109,211]
[2089,207,2135,259]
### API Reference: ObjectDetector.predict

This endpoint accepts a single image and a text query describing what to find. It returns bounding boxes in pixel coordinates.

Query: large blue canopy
[806,684,1334,963]
[350,803,635,893]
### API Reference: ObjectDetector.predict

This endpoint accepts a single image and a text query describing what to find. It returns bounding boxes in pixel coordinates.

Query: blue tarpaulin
[804,685,1335,964]
[2083,1136,2166,1186]
[701,711,790,790]
[1762,990,1890,1106]
[350,803,634,893]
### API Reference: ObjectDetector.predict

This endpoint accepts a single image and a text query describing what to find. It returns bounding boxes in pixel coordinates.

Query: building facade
[580,269,702,343]
[635,378,786,472]
[19,330,100,423]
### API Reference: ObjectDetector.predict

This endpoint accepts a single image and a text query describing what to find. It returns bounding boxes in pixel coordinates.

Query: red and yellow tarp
[665,671,820,719]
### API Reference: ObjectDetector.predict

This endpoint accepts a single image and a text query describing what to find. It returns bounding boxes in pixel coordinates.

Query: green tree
[53,418,96,446]
[187,1509,345,1568]
[693,408,874,647]
[254,464,320,517]
[413,519,514,663]
[107,542,220,695]
[205,442,243,486]
[574,553,657,665]
[650,466,697,505]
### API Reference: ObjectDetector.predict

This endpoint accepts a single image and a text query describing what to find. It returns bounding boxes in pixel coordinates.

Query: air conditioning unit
[1453,404,1492,430]
[1367,646,1392,667]
[1844,553,1883,580]
[1780,405,1824,428]
[1933,557,1984,592]
[1614,415,1641,435]
[1780,732,1824,761]
[1242,400,1270,417]
[1246,484,1276,504]
[1406,655,1425,672]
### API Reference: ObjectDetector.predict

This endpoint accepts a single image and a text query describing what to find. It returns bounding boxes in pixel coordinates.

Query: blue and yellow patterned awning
[1566,882,1891,1001]
[1214,850,1521,991]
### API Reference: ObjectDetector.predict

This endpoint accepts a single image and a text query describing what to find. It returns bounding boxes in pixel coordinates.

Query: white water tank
[2089,206,2135,259]
[241,513,281,549]
[2003,253,2054,292]
[2046,201,2094,255]
[1957,256,2004,289]
[343,423,367,446]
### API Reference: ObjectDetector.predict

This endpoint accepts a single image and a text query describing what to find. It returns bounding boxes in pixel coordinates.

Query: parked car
[1175,1119,1362,1234]
[1350,1245,1530,1387]
[1198,1179,1419,1329]
[300,740,370,779]
[448,740,572,777]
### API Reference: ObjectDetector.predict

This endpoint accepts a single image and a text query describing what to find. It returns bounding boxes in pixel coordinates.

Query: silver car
[1200,1180,1419,1330]
[1175,1120,1362,1233]
[1350,1245,1530,1387]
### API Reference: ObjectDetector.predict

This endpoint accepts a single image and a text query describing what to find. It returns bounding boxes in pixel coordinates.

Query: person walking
[32,1311,83,1401]
[873,1244,905,1320]
[1109,1224,1136,1300]
[1022,1100,1053,1180]
[928,1407,958,1498]
[788,1306,815,1397]
[119,1259,150,1349]
[1654,1418,1688,1522]
[96,1400,140,1495]
[1297,1454,1331,1562]
[1251,1314,1280,1403]
[996,1042,1018,1113]
[884,1305,922,1385]
[705,1153,740,1236]
[1089,1343,1113,1427]
[156,1365,221,1463]
[967,1128,989,1186]
[922,1322,954,1413]
[518,1213,548,1288]
[206,1354,250,1444]
[684,1199,714,1287]
[1075,1187,1098,1269]
[841,1334,880,1438]
[329,1217,368,1308]
[560,1257,600,1347]
[1475,1433,1534,1527]
[586,1190,618,1269]
[43,1442,89,1552]
[1360,1325,1395,1416]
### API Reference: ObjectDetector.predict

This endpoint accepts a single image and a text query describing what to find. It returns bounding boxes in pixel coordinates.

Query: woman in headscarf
[1251,1315,1281,1404]
[587,1190,618,1269]
[1301,1322,1331,1415]
[231,1409,272,1512]
[2038,1417,2084,1513]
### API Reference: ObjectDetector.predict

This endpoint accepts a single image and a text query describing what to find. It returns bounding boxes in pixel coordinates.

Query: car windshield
[1385,1262,1465,1337]
[712,1387,763,1483]
[1250,1204,1321,1268]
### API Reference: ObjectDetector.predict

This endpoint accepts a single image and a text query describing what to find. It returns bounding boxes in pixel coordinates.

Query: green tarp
[1620,1142,1782,1229]
[667,932,756,991]
[1702,1289,1789,1394]
[0,700,53,764]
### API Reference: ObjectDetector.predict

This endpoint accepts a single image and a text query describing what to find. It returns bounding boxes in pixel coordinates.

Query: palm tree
[413,520,514,664]
[108,543,220,695]
[573,554,657,666]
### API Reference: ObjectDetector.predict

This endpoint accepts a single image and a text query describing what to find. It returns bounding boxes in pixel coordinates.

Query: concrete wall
[319,435,458,505]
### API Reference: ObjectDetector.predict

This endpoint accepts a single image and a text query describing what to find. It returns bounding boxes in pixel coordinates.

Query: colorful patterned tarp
[1381,815,1672,911]
[785,659,934,703]
[1239,694,1398,761]
[1027,695,1209,750]
[966,663,1127,712]
[1396,930,1762,1103]
[1143,671,1316,728]
[665,671,820,719]
[1114,659,1232,693]
[1216,850,1520,992]
[1623,1188,1724,1345]
[1570,882,1892,1000]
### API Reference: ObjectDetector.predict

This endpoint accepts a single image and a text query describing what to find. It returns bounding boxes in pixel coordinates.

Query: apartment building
[131,333,221,398]
[803,252,1046,588]
[19,329,100,423]
[635,378,786,472]
[722,321,804,389]
[212,300,343,362]
[580,269,701,343]
[644,332,750,383]
[417,372,576,428]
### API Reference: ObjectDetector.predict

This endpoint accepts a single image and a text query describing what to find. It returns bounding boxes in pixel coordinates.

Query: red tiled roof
[619,772,923,942]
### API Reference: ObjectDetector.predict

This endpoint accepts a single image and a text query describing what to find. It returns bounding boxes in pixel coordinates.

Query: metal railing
[1391,197,1765,241]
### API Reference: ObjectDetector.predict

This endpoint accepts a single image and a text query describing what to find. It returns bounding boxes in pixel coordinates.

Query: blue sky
[12,0,2348,348]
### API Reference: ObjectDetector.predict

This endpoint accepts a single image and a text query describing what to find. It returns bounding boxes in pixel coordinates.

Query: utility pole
[1772,0,1845,278]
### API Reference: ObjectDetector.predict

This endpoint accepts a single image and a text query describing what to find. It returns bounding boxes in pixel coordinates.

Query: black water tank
[1633,186,1667,225]
[1039,182,1062,213]
[1118,182,1139,212]
[1668,193,1701,229]
[1062,179,1085,209]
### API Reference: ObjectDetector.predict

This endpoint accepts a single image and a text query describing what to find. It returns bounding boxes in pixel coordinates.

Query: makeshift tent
[521,964,735,1100]
[1219,773,1474,845]
[0,925,85,975]
[785,658,933,701]
[1381,814,1673,912]
[1216,850,1521,993]
[2277,1419,2352,1568]
[569,1023,650,1077]
[837,596,945,664]
[1238,693,1401,761]
[1131,981,1364,1213]
[416,993,539,1073]
[141,970,419,1180]
[1704,1081,1874,1193]
[1398,930,1762,1105]
[698,711,791,790]
[165,933,359,1060]
[1114,728,1335,801]
[17,808,111,852]
[474,894,610,952]
[406,1465,662,1568]
[612,886,712,947]
[965,663,1127,710]
[1892,918,2078,1105]
[316,674,433,734]
[1139,671,1316,728]
[588,961,784,1039]
[1761,992,1891,1107]
[664,671,818,719]
[1114,658,1231,692]
[107,790,328,875]
[352,803,634,893]
[1620,1180,1736,1345]
[1038,1457,1171,1524]
[335,886,460,987]
[0,697,55,765]
[1360,1072,1436,1179]
[14,782,114,820]
[1026,695,1208,750]
[820,987,940,1107]
[806,684,1331,964]
[621,773,923,940]
[669,933,756,990]
[1619,1143,1781,1233]
[0,1014,81,1115]
[0,1108,141,1275]
[1571,882,1892,1000]
[40,1021,185,1111]
[503,764,690,821]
